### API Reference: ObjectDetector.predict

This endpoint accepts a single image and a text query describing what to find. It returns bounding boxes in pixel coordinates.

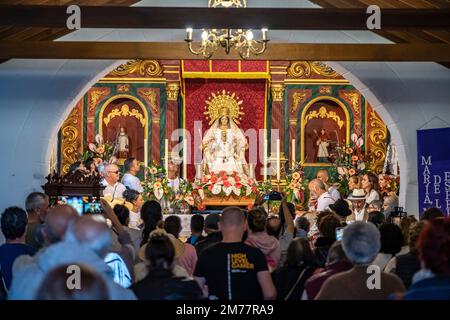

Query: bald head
[42,205,78,245]
[67,216,112,258]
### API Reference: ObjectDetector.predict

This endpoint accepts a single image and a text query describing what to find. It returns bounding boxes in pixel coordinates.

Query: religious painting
[100,97,147,163]
[301,99,348,165]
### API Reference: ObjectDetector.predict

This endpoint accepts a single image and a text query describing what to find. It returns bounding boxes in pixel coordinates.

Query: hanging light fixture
[185,1,269,59]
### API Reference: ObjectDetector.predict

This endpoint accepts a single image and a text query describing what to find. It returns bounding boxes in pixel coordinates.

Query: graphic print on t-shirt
[231,253,255,270]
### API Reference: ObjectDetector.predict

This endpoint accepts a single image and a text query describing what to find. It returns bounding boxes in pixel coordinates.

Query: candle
[164,139,169,173]
[263,139,267,181]
[183,139,188,180]
[262,28,268,41]
[292,139,296,169]
[186,28,193,41]
[197,164,202,179]
[144,138,148,168]
[276,138,280,181]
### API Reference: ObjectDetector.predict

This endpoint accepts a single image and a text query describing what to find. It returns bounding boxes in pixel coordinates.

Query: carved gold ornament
[103,104,146,127]
[110,60,162,77]
[305,106,344,129]
[117,84,130,93]
[208,0,246,8]
[368,111,388,174]
[271,84,285,102]
[140,89,158,113]
[288,61,338,79]
[166,83,180,101]
[89,88,109,112]
[344,92,360,115]
[61,106,80,174]
[291,92,307,114]
[204,90,244,125]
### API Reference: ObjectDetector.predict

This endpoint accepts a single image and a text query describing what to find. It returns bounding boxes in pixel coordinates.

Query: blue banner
[417,127,450,217]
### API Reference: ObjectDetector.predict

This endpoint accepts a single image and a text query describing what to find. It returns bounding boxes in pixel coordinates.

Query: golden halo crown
[204,90,244,125]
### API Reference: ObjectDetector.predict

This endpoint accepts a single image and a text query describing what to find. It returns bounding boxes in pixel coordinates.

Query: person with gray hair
[315,222,405,300]
[308,179,336,212]
[24,192,49,249]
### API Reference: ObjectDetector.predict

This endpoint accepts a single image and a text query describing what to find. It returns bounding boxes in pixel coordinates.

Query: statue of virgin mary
[202,94,248,176]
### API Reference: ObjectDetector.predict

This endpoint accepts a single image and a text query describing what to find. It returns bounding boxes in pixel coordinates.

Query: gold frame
[98,94,149,144]
[300,96,350,167]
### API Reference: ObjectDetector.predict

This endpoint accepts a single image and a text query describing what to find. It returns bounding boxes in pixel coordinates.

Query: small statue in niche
[116,127,129,159]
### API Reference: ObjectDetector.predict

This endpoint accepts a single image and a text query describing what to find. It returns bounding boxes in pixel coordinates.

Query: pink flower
[223,181,231,188]
[235,182,243,189]
[211,176,218,184]
[201,176,208,184]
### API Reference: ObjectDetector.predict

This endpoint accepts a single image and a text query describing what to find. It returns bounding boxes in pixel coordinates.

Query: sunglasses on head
[108,170,119,174]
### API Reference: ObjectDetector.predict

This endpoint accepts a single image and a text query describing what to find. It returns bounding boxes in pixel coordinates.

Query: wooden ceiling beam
[1,41,449,61]
[1,6,450,30]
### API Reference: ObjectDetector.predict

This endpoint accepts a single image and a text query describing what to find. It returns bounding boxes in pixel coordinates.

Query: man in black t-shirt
[194,207,276,300]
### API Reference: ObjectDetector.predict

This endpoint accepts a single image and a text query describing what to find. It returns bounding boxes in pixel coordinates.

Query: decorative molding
[291,92,307,114]
[343,92,360,115]
[110,60,163,77]
[139,89,158,114]
[89,88,109,112]
[117,84,130,93]
[289,119,298,125]
[270,84,285,102]
[288,61,339,79]
[319,86,332,95]
[103,104,146,127]
[208,0,246,8]
[166,82,180,101]
[61,106,80,175]
[305,106,344,129]
[368,111,388,174]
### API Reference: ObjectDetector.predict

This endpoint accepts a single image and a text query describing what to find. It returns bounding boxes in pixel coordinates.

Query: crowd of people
[0,160,449,300]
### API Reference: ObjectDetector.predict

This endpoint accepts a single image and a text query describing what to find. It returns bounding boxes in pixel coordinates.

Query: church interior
[0,0,449,303]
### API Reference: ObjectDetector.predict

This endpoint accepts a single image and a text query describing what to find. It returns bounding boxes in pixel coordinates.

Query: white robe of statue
[203,115,248,175]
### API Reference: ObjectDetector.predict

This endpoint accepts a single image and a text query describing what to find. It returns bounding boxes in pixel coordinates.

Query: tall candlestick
[263,139,268,181]
[276,139,281,181]
[144,138,148,168]
[292,139,296,169]
[164,139,169,173]
[183,139,188,180]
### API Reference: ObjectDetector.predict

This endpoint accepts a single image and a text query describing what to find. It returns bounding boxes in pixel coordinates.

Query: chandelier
[185,1,269,59]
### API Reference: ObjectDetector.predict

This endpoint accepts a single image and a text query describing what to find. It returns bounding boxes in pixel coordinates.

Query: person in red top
[303,241,353,300]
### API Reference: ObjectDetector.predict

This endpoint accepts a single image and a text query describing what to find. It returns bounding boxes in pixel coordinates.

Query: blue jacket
[403,276,450,300]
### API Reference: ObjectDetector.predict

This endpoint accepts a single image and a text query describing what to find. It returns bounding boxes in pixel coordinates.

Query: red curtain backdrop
[183,79,267,181]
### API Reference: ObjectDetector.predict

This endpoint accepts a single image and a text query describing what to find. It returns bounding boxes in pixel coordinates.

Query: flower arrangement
[332,133,371,195]
[142,162,172,202]
[284,162,307,205]
[170,179,204,212]
[193,171,260,199]
[84,134,117,164]
[380,174,400,196]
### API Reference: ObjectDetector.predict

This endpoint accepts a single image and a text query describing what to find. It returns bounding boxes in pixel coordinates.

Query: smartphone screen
[65,196,84,216]
[336,227,344,241]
